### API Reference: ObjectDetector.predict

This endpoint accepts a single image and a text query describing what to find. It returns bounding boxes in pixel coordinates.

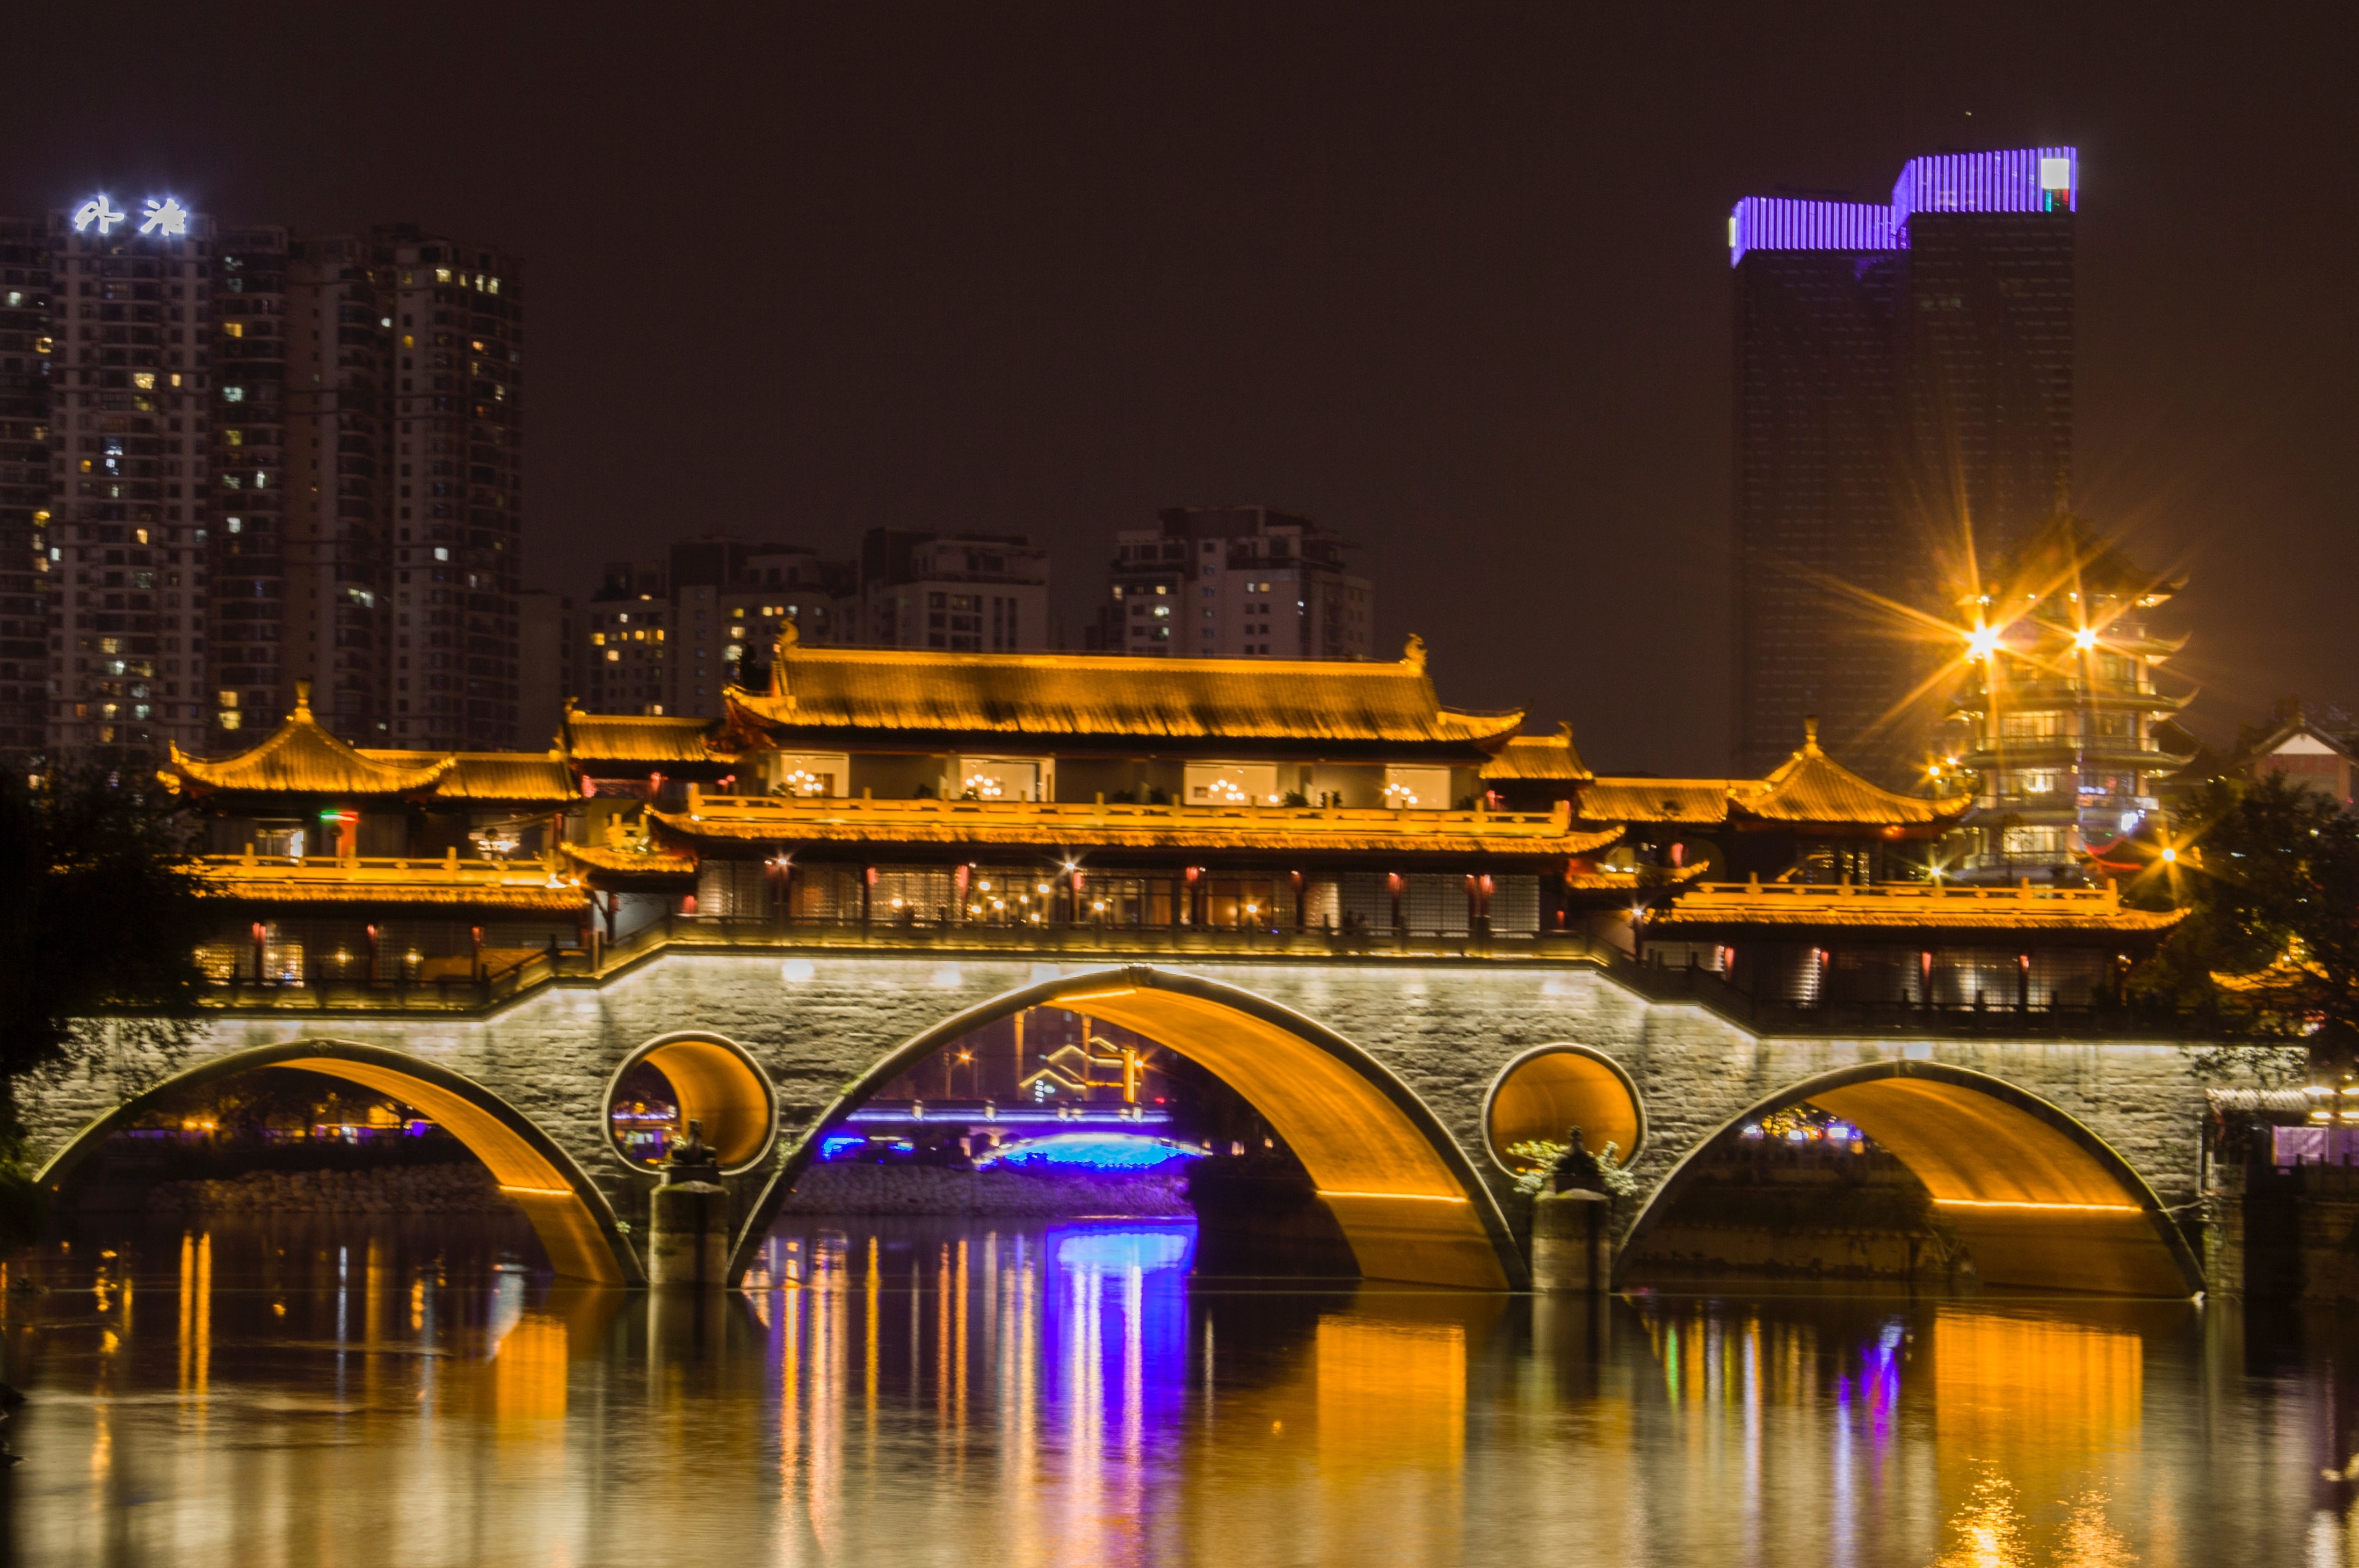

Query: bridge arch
[1615,1058,2203,1297]
[732,964,1527,1291]
[601,1031,779,1175]
[35,1038,643,1286]
[1482,1043,1646,1176]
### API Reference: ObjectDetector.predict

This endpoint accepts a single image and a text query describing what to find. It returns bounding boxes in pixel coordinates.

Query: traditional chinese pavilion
[158,635,2180,1003]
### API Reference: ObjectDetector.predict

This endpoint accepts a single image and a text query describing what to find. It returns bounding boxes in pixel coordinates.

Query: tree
[0,766,213,1152]
[2129,773,2359,1080]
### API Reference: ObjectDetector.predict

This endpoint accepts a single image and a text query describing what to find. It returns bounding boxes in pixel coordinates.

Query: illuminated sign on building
[1728,146,2078,264]
[71,195,125,235]
[70,193,191,238]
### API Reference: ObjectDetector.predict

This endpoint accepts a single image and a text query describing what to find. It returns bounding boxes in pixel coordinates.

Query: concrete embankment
[145,1163,519,1216]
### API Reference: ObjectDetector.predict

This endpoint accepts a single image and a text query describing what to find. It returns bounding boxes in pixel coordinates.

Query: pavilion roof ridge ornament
[169,692,455,797]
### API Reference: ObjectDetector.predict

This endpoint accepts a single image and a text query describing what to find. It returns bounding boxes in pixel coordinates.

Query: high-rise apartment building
[208,225,291,746]
[0,221,55,759]
[281,235,394,744]
[0,192,525,767]
[858,528,1049,653]
[48,196,217,767]
[379,228,524,752]
[1099,505,1373,660]
[1731,148,2077,783]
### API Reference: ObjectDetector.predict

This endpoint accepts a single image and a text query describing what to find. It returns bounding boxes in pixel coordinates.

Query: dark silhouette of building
[1731,148,2077,784]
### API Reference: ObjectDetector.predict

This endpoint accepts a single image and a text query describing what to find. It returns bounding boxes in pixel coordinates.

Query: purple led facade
[1730,146,2076,265]
[1727,198,1897,266]
[1892,147,2076,225]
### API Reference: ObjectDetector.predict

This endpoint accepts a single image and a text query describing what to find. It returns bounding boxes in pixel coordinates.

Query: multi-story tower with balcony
[1952,515,2193,881]
[48,193,216,766]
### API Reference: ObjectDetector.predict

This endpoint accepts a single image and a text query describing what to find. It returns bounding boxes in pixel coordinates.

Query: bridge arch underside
[1618,1061,2203,1298]
[36,1040,642,1287]
[737,968,1525,1292]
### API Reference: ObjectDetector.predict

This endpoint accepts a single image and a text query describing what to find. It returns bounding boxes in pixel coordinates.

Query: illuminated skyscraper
[1731,148,2078,784]
[46,194,217,767]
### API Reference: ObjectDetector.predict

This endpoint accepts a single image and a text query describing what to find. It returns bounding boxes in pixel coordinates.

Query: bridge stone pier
[25,942,2262,1296]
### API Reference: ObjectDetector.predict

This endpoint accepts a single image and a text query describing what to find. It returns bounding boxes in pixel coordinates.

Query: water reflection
[0,1215,2351,1565]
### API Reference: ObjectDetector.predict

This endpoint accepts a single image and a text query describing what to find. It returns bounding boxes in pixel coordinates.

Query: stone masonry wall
[21,952,2254,1251]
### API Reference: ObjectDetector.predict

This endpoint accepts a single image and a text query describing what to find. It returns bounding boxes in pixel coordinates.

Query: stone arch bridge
[26,939,2246,1297]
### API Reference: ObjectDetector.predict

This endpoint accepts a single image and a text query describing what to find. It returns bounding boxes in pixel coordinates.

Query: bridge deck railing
[191,911,2245,1040]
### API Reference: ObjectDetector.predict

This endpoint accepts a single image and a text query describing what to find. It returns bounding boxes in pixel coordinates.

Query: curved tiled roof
[1479,726,1592,781]
[169,689,451,796]
[1739,725,1970,827]
[561,706,729,766]
[1576,779,1733,825]
[1651,879,2186,933]
[730,631,1522,749]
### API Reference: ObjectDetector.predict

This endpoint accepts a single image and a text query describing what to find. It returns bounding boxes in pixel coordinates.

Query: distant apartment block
[1099,505,1373,660]
[858,528,1049,653]
[577,536,857,717]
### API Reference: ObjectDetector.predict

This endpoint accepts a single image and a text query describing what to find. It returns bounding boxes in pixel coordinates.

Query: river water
[0,1213,2349,1566]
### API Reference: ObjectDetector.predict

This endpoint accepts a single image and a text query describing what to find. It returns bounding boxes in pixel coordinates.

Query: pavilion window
[1338,872,1391,934]
[1490,875,1541,936]
[1401,873,1469,938]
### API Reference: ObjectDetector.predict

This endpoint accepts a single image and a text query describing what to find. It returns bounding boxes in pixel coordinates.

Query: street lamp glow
[2073,626,2098,650]
[1966,624,2001,661]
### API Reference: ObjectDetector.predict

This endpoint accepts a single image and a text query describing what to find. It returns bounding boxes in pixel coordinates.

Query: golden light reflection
[1315,1316,1465,1475]
[491,1312,568,1431]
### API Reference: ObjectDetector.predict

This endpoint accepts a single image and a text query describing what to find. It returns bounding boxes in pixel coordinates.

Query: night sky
[4,4,2349,775]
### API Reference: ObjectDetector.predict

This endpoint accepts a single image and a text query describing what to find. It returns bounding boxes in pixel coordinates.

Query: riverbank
[144,1163,518,1216]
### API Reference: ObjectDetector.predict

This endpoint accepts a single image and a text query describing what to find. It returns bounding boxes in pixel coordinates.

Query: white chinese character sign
[70,193,191,238]
[71,194,125,235]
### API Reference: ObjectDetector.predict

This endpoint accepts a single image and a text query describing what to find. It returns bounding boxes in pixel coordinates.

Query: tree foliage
[2130,773,2359,1078]
[0,766,213,1145]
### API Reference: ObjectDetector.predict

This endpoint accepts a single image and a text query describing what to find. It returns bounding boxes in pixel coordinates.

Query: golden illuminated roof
[1577,779,1733,825]
[1479,725,1592,782]
[170,687,452,797]
[651,787,1616,857]
[562,703,730,767]
[1650,877,2185,933]
[557,842,701,881]
[1572,725,1965,832]
[728,628,1523,749]
[196,850,584,911]
[430,753,578,803]
[1740,722,1969,827]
